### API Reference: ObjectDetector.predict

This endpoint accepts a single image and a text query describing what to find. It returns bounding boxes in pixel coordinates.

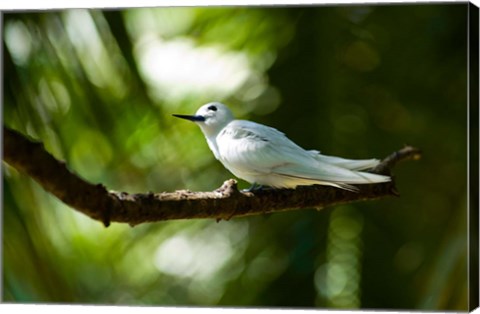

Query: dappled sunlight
[242,246,289,285]
[315,206,364,308]
[136,37,254,103]
[125,7,195,39]
[38,79,72,116]
[152,220,249,304]
[154,221,248,280]
[4,20,32,66]
[63,10,127,98]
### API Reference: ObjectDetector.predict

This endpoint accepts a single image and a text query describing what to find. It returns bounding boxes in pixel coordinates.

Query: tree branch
[3,126,421,227]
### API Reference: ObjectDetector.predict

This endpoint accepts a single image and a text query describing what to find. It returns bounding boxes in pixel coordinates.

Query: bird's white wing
[216,120,390,186]
[216,120,315,172]
[273,161,390,185]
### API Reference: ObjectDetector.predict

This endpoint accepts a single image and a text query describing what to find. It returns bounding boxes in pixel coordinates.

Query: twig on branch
[3,126,421,227]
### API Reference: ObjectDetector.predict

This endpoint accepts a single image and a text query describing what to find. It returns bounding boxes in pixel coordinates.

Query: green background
[3,4,469,310]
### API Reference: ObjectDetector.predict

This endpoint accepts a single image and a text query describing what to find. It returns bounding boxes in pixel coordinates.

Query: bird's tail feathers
[274,172,360,192]
[310,152,381,171]
[274,163,390,191]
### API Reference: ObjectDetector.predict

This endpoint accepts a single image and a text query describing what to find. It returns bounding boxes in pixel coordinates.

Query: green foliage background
[3,4,470,310]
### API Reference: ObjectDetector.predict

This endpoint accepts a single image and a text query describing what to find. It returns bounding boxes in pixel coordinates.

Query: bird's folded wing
[217,120,389,184]
[274,162,390,185]
[217,121,314,171]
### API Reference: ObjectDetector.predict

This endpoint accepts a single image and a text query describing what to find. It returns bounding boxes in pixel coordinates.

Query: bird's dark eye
[208,105,217,111]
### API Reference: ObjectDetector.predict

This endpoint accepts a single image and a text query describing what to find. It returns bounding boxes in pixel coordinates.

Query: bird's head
[173,102,234,137]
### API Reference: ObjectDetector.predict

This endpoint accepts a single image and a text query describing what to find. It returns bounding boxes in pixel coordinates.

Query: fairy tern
[173,102,390,191]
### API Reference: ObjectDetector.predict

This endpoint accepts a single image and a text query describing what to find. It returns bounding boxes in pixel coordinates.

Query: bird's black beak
[172,114,206,122]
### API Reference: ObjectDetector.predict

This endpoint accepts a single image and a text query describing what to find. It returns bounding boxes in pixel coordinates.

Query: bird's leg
[242,182,264,193]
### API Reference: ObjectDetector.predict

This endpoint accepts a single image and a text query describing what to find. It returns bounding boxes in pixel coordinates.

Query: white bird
[173,102,390,191]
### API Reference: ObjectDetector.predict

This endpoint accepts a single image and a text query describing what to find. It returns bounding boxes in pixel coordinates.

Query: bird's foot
[242,183,265,193]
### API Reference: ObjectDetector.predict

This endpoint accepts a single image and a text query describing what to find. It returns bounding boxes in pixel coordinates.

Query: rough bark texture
[3,126,421,227]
